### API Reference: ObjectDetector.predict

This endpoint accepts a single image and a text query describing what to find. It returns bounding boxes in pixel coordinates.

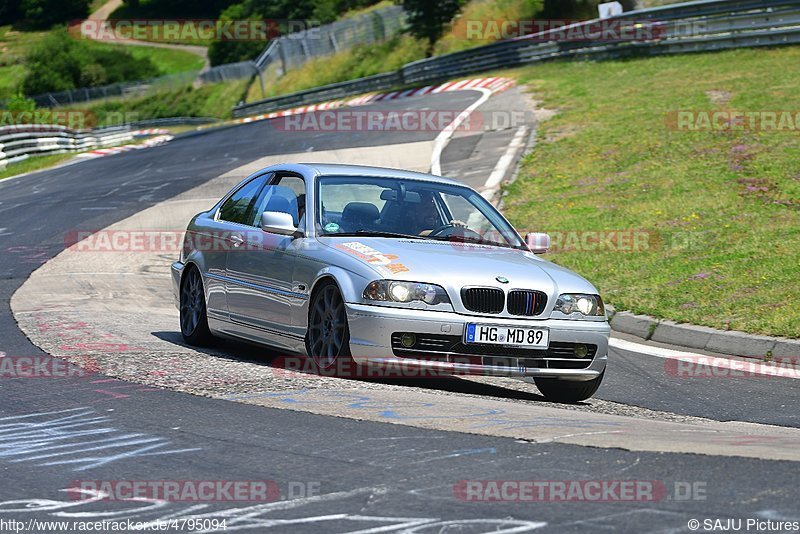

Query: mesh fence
[203,6,406,83]
[19,71,198,109]
[11,6,406,109]
[255,5,406,73]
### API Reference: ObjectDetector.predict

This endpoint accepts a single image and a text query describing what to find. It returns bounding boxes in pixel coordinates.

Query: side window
[252,174,306,229]
[218,175,268,225]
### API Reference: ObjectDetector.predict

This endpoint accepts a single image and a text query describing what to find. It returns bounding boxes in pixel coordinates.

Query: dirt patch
[706,89,732,105]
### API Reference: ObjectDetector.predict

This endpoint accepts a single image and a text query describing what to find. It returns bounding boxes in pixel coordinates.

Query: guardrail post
[253,62,266,99]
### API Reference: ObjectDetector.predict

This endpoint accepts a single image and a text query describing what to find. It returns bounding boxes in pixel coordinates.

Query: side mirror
[525,232,551,254]
[260,211,296,235]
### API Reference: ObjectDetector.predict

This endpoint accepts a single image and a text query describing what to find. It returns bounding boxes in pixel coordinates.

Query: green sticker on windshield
[324,222,340,232]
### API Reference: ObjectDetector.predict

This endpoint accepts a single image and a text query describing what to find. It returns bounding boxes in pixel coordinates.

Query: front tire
[534,371,604,403]
[306,281,353,372]
[180,266,215,347]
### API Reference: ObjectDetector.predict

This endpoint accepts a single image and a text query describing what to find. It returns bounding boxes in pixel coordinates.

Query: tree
[0,0,21,25]
[22,29,159,94]
[397,0,465,55]
[6,93,36,112]
[19,0,90,29]
[206,0,383,66]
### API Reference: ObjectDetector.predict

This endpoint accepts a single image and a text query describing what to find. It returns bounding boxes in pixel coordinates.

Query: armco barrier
[128,117,217,128]
[234,0,800,118]
[0,125,133,170]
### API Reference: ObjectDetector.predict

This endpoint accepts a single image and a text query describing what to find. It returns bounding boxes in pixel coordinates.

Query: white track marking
[430,87,493,176]
[480,125,529,200]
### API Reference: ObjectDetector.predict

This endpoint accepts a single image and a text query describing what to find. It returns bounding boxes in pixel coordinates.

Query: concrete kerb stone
[650,320,717,352]
[605,304,796,361]
[703,330,777,359]
[609,311,658,340]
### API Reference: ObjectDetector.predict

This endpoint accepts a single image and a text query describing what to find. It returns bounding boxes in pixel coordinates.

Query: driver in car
[412,192,467,236]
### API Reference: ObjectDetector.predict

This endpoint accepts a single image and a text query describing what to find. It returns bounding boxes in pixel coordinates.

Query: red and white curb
[131,128,172,137]
[76,134,174,160]
[233,77,516,125]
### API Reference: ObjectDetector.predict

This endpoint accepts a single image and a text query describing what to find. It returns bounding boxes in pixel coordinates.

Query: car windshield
[316,176,526,250]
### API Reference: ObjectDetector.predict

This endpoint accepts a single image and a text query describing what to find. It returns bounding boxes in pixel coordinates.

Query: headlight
[363,280,451,305]
[553,293,605,317]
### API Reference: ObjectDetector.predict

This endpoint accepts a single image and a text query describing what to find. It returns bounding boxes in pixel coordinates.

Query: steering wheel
[427,224,483,240]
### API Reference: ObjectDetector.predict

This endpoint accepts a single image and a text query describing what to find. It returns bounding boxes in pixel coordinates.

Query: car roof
[261,163,465,187]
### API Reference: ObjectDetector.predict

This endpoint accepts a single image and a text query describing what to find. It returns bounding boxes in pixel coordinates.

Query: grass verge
[75,78,250,124]
[504,46,800,338]
[0,25,46,99]
[0,153,77,181]
[87,40,205,74]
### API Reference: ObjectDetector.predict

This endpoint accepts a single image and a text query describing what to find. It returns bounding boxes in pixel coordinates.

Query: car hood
[316,236,599,297]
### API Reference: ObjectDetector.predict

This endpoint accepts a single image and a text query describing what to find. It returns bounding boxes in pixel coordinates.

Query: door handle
[230,235,245,248]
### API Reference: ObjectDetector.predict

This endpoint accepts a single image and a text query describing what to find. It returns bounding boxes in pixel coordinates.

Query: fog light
[401,333,416,348]
[574,344,589,358]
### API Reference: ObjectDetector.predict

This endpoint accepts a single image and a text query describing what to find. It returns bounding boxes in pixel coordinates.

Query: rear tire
[180,266,215,347]
[534,371,604,403]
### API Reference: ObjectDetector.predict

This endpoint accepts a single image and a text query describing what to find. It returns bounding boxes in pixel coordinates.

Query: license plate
[464,323,549,349]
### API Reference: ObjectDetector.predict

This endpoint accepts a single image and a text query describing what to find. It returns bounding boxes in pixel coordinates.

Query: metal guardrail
[0,125,133,169]
[127,117,218,128]
[234,0,800,118]
[232,72,403,114]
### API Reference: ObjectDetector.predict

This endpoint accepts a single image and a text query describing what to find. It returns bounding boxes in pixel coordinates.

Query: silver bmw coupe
[172,163,610,402]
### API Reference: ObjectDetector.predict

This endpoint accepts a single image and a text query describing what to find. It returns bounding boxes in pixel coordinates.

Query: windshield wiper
[427,234,518,250]
[326,230,426,240]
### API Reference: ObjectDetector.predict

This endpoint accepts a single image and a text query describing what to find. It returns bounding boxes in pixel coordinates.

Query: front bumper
[346,302,609,380]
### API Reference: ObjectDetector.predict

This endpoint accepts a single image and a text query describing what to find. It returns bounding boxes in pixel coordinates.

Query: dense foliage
[22,30,159,94]
[0,0,90,29]
[208,0,382,66]
[396,0,465,54]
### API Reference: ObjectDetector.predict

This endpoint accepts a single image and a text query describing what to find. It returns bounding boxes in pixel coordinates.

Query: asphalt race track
[1,88,798,533]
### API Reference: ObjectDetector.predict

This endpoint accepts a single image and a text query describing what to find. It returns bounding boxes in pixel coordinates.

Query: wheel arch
[308,267,366,305]
[179,261,213,305]
[180,260,202,287]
